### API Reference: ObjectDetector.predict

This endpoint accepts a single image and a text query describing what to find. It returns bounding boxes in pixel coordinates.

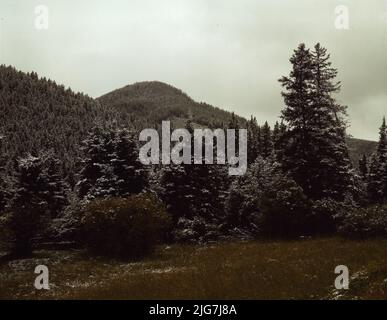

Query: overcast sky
[0,0,386,140]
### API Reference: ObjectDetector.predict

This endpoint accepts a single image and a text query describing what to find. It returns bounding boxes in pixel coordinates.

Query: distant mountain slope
[98,81,245,129]
[347,137,378,168]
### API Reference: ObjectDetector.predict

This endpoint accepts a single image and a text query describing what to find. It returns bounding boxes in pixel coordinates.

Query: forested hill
[0,65,115,178]
[0,66,377,177]
[98,81,246,129]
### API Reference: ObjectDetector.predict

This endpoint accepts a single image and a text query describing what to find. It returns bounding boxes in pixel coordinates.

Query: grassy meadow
[1,238,387,300]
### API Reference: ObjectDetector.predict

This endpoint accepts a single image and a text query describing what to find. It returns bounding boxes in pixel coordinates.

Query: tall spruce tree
[41,151,69,217]
[160,121,228,239]
[310,43,354,200]
[76,127,116,199]
[160,162,191,224]
[279,44,315,197]
[9,155,49,255]
[8,152,68,255]
[279,43,353,201]
[111,128,148,196]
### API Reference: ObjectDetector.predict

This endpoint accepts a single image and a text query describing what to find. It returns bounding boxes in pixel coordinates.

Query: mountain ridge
[98,80,246,129]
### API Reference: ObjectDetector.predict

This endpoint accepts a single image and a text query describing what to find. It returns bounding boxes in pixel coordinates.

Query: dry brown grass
[1,238,387,300]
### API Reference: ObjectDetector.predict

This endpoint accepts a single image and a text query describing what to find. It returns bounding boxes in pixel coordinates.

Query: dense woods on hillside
[0,44,386,260]
[0,65,116,181]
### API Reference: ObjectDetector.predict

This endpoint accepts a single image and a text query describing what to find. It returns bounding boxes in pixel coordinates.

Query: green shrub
[81,194,171,259]
[338,204,387,238]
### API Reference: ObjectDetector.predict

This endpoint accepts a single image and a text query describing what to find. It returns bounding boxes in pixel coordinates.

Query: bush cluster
[81,194,171,259]
[338,204,387,238]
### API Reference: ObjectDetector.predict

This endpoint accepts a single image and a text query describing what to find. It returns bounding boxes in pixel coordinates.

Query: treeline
[0,44,386,260]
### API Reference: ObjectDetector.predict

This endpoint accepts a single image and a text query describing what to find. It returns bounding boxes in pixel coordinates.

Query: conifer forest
[0,0,386,301]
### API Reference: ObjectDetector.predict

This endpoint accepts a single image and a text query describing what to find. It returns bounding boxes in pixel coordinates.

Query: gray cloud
[0,0,385,140]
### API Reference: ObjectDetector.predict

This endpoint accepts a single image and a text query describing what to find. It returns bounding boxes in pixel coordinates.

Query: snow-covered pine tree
[176,162,227,242]
[226,157,275,234]
[160,162,190,223]
[9,155,50,256]
[41,151,69,217]
[160,121,194,225]
[261,121,273,159]
[111,128,148,196]
[310,43,354,200]
[279,43,353,201]
[160,121,228,242]
[77,126,148,200]
[91,165,117,199]
[279,43,315,197]
[192,120,229,220]
[76,126,116,199]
